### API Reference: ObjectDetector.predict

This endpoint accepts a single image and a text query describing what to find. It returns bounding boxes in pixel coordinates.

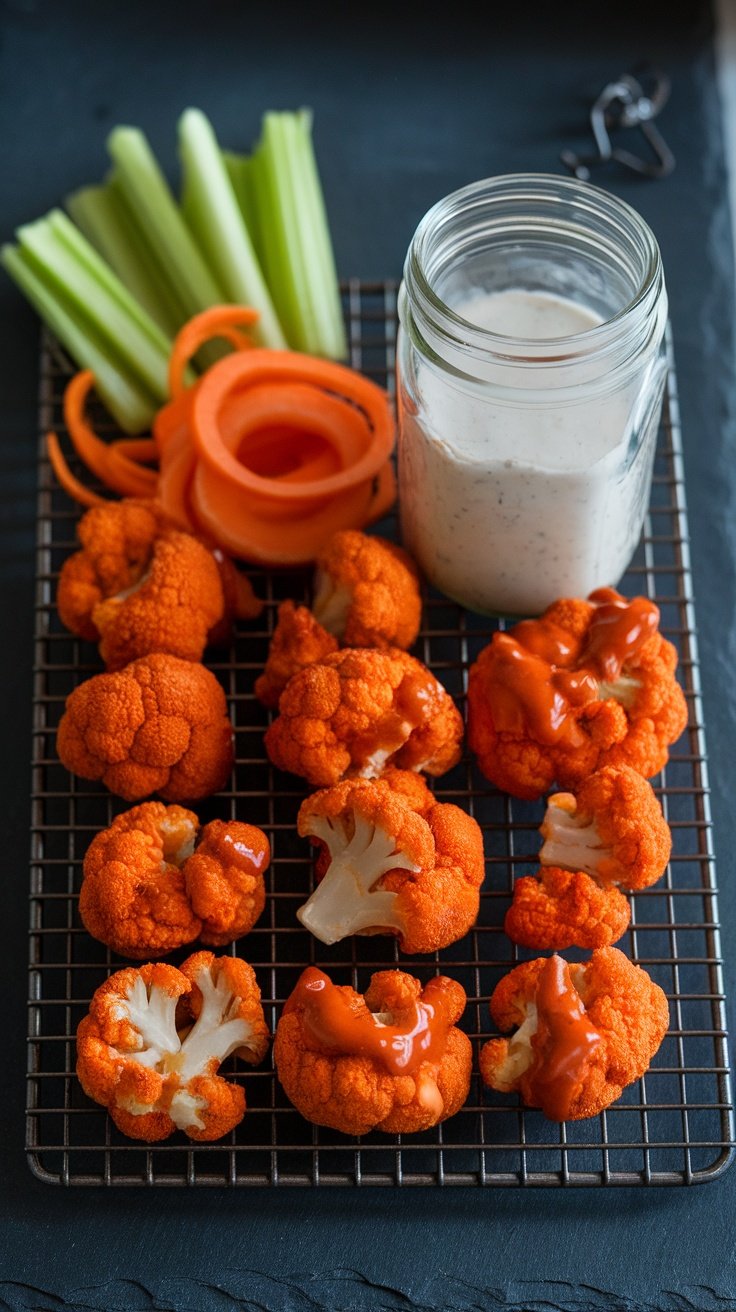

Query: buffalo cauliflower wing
[254,601,339,709]
[480,948,669,1120]
[467,589,688,800]
[264,647,463,787]
[539,764,671,890]
[312,530,421,649]
[296,774,484,953]
[255,531,422,709]
[274,966,471,1135]
[76,951,270,1141]
[505,765,671,951]
[79,802,269,957]
[504,867,631,950]
[56,499,254,671]
[56,652,234,801]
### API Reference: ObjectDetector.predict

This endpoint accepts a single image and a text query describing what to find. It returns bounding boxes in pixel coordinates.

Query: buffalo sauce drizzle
[528,955,602,1121]
[285,966,453,1075]
[580,587,659,681]
[484,590,660,743]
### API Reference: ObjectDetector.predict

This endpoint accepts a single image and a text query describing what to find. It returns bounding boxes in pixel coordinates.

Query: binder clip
[561,66,675,182]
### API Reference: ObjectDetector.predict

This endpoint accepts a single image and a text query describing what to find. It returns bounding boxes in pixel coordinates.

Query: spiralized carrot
[48,305,397,566]
[46,432,107,508]
[167,305,260,400]
[64,371,157,498]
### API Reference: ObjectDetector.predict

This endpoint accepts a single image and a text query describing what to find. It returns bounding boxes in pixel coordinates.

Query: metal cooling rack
[27,281,734,1187]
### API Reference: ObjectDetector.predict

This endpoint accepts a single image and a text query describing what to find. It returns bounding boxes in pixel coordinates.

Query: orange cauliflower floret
[539,764,672,890]
[57,652,234,801]
[505,868,631,950]
[56,499,258,671]
[79,802,269,957]
[505,765,671,951]
[264,647,463,787]
[312,530,422,649]
[76,951,270,1141]
[467,588,688,800]
[296,774,484,953]
[480,948,669,1121]
[254,602,339,709]
[254,531,422,709]
[274,966,471,1135]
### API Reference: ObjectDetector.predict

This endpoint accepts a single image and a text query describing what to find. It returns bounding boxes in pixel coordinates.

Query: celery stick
[66,182,183,336]
[252,113,314,352]
[222,150,261,247]
[17,211,171,401]
[251,111,346,358]
[108,125,226,319]
[292,109,347,360]
[179,108,286,349]
[1,243,156,433]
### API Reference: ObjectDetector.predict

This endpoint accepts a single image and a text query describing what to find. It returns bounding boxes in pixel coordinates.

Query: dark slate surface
[1,1,735,1308]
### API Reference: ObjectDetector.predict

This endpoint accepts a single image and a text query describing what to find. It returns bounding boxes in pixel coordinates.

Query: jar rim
[405,172,663,363]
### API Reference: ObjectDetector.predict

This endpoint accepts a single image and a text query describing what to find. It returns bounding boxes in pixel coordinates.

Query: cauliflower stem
[298,812,419,944]
[115,967,256,1131]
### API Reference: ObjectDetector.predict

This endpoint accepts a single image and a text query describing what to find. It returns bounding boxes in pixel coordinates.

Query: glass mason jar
[396,173,669,616]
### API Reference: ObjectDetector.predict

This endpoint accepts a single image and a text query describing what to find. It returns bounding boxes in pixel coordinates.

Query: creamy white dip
[398,288,663,616]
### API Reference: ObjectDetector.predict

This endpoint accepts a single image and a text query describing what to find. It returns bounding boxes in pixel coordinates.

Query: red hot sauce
[285,967,455,1076]
[528,955,602,1122]
[484,590,660,744]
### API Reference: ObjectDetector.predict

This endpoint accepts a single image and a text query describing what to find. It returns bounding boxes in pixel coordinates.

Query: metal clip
[561,66,675,182]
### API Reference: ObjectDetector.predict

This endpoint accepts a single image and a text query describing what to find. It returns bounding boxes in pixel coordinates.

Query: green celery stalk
[17,210,172,402]
[179,108,286,348]
[291,109,347,360]
[66,181,184,337]
[108,125,226,320]
[1,243,156,433]
[222,150,263,265]
[250,110,346,359]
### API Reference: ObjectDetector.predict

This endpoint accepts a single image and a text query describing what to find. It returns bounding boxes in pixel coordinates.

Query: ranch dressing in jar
[397,175,668,616]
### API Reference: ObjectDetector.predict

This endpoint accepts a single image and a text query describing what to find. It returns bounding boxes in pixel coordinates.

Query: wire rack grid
[26,280,734,1187]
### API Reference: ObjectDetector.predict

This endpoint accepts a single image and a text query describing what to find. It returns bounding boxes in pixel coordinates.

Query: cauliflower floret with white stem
[539,765,672,892]
[295,776,486,954]
[297,810,420,944]
[312,568,352,640]
[76,954,270,1142]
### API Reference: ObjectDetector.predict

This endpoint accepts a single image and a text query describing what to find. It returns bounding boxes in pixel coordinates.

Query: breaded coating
[76,952,269,1141]
[540,765,671,890]
[480,948,669,1120]
[467,589,688,799]
[79,802,269,957]
[264,647,463,787]
[254,602,339,709]
[57,499,233,670]
[505,868,630,950]
[297,776,484,953]
[313,530,422,648]
[57,652,234,802]
[255,531,422,709]
[274,967,471,1135]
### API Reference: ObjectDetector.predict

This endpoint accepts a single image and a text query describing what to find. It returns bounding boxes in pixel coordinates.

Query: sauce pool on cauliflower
[264,647,463,787]
[274,966,472,1135]
[467,588,688,800]
[480,948,669,1121]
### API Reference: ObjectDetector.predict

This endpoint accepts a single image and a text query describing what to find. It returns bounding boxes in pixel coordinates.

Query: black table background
[2,2,735,1308]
